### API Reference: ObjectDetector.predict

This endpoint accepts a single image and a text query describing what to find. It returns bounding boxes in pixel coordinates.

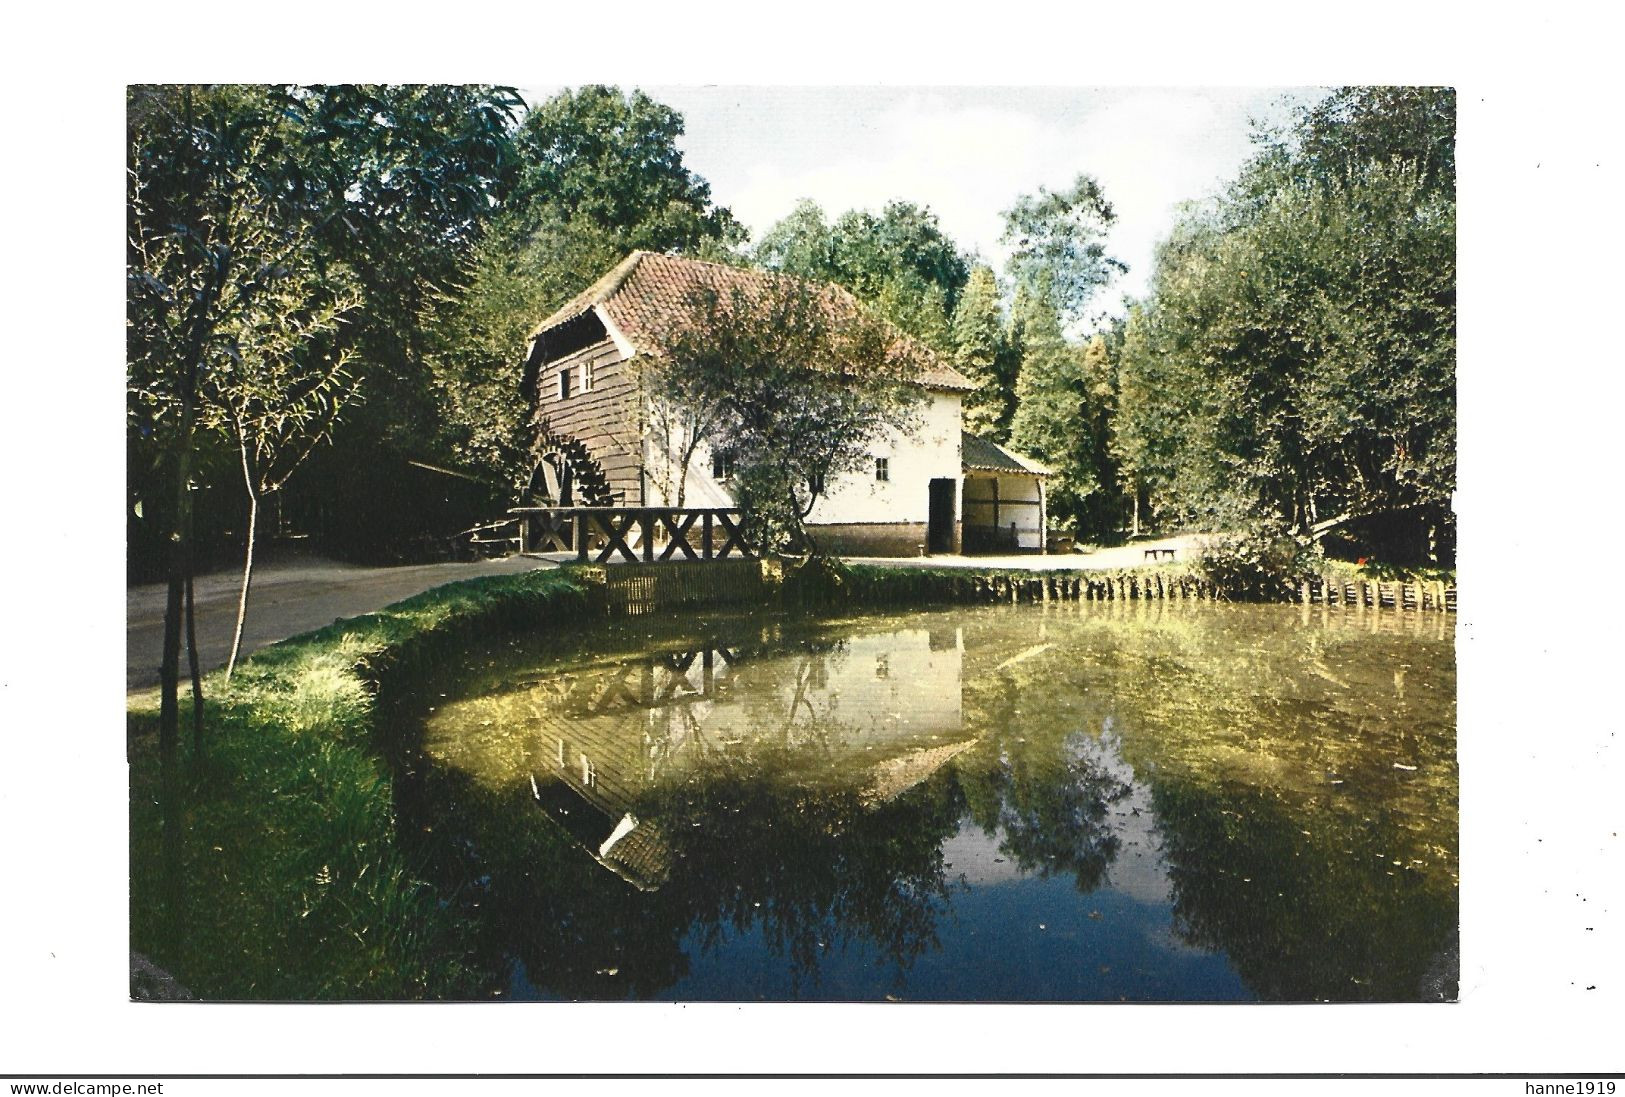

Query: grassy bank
[785,557,1209,608]
[128,567,595,1000]
[1323,557,1457,585]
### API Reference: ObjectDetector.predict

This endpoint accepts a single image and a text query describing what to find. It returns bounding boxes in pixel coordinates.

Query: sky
[526,85,1329,323]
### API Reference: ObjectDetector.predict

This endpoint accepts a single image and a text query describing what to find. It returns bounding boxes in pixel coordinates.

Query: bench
[1143,547,1177,561]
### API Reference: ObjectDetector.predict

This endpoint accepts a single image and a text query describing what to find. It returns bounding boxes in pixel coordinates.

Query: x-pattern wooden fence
[509,506,752,564]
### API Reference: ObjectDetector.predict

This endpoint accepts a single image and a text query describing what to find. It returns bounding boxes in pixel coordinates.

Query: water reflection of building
[526,628,972,890]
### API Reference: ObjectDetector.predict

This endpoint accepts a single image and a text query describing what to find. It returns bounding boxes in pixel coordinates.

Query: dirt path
[841,533,1206,572]
[126,554,558,693]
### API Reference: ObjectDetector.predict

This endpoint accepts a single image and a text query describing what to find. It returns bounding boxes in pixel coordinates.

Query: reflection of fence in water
[1034,592,1455,641]
[890,575,1462,617]
[593,560,769,615]
[552,644,744,719]
[1300,576,1456,612]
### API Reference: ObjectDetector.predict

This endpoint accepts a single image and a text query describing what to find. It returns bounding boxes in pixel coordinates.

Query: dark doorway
[927,478,956,554]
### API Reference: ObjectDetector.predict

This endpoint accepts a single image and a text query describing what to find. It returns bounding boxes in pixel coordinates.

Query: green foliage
[1282,86,1455,200]
[1196,518,1325,601]
[509,85,743,251]
[950,265,1021,440]
[127,87,297,524]
[994,174,1129,537]
[1000,174,1126,325]
[274,84,524,450]
[1116,88,1456,561]
[1008,291,1087,499]
[753,198,969,353]
[128,568,594,998]
[780,553,854,606]
[1074,333,1125,536]
[753,198,836,277]
[128,84,527,571]
[1005,294,1124,537]
[420,213,628,488]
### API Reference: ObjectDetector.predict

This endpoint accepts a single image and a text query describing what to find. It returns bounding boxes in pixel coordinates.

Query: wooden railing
[509,506,752,565]
[453,516,523,559]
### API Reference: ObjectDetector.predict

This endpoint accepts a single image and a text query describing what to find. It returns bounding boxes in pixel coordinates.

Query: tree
[754,199,969,353]
[201,240,360,681]
[271,84,525,558]
[1007,288,1091,532]
[128,87,284,766]
[1291,86,1455,198]
[1000,174,1126,327]
[1074,332,1125,537]
[950,264,1020,441]
[128,85,527,575]
[1115,88,1456,561]
[751,198,837,281]
[653,276,932,554]
[508,85,743,250]
[128,86,375,925]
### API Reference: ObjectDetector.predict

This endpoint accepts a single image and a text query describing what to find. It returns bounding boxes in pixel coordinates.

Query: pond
[394,599,1457,1002]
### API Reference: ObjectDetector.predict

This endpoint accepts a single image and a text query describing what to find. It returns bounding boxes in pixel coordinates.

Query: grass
[128,567,595,1000]
[783,556,1211,609]
[1322,557,1457,584]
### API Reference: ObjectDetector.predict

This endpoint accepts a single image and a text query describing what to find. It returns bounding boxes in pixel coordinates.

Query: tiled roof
[532,251,977,393]
[962,431,1053,476]
[598,818,672,893]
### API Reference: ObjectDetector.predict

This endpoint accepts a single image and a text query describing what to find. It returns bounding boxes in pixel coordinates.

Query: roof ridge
[529,251,648,339]
[594,249,648,302]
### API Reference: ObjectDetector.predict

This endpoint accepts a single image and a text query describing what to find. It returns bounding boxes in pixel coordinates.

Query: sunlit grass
[128,567,593,999]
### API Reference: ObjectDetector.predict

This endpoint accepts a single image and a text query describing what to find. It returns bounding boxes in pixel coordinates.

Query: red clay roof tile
[532,251,977,393]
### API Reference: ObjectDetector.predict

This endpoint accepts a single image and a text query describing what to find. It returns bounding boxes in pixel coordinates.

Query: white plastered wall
[647,391,965,525]
[805,391,962,525]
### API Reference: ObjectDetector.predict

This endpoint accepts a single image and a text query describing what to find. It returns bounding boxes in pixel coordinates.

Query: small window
[580,360,594,393]
[711,451,736,481]
[875,457,889,482]
[558,368,572,400]
[808,470,825,496]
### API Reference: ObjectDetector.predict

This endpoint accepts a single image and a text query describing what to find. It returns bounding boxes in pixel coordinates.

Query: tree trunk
[158,434,193,934]
[1131,486,1140,539]
[158,257,224,782]
[225,435,258,683]
[185,541,203,759]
